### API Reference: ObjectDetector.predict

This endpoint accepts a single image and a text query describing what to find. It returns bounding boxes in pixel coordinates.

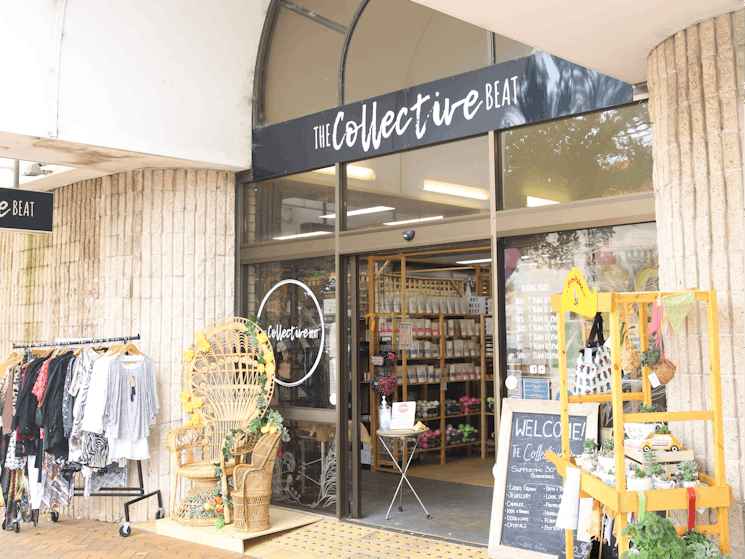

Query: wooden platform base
[152,507,321,553]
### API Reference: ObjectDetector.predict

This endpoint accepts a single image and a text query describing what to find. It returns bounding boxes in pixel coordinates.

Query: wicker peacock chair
[163,317,276,525]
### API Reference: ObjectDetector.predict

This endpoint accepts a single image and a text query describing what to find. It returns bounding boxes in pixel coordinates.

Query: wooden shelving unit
[362,253,496,473]
[545,290,732,557]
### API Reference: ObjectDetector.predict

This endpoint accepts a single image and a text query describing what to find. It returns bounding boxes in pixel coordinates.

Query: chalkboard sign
[489,399,599,559]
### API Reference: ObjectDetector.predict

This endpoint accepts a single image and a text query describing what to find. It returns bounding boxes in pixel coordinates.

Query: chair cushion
[178,458,238,480]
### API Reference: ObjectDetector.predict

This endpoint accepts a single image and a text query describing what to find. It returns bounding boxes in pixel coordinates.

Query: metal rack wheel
[13,521,19,533]
[51,511,59,522]
[155,508,165,520]
[119,524,131,537]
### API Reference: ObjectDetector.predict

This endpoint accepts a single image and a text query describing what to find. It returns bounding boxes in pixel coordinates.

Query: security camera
[403,230,415,241]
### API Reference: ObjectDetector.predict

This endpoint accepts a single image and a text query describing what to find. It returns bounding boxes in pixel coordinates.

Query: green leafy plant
[599,437,615,458]
[583,438,597,453]
[682,529,732,558]
[641,346,662,367]
[680,460,699,483]
[638,404,656,414]
[633,467,647,479]
[643,449,667,478]
[621,514,686,559]
[656,424,671,434]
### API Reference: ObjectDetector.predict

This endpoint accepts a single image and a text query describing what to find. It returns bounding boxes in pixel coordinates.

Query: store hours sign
[0,187,53,233]
[252,52,633,179]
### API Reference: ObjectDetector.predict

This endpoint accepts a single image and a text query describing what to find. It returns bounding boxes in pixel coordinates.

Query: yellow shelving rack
[545,290,732,557]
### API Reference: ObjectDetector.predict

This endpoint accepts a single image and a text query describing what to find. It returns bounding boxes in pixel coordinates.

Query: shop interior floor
[359,469,491,545]
[406,457,495,487]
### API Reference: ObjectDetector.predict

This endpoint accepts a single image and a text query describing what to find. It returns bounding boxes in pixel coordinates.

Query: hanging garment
[104,356,158,461]
[40,454,74,510]
[62,356,79,438]
[80,354,113,434]
[69,349,98,462]
[41,353,75,457]
[12,358,46,439]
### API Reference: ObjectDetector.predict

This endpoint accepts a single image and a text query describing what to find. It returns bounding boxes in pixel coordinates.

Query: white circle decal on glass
[257,279,326,388]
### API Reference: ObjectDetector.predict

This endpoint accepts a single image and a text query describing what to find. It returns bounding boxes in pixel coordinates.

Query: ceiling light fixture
[383,215,444,226]
[272,231,333,241]
[456,258,492,264]
[526,195,560,207]
[320,205,395,219]
[423,180,489,200]
[315,165,376,181]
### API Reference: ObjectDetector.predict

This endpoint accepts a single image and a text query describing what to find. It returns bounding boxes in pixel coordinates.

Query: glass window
[344,0,531,103]
[503,223,663,423]
[244,171,336,243]
[340,135,490,231]
[260,0,357,126]
[245,256,336,410]
[501,103,653,209]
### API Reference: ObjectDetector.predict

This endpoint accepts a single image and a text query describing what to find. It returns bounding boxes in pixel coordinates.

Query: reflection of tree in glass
[517,230,582,270]
[502,97,652,209]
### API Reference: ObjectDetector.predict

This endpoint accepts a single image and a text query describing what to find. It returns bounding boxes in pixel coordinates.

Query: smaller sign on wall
[0,188,53,233]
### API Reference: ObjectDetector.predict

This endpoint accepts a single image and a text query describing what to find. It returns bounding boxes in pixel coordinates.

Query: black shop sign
[0,188,53,234]
[252,52,633,179]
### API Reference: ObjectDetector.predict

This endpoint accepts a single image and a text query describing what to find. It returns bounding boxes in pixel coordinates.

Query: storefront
[237,0,658,540]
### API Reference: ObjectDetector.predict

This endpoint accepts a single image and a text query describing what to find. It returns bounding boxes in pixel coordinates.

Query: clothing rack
[12,334,140,350]
[3,334,162,537]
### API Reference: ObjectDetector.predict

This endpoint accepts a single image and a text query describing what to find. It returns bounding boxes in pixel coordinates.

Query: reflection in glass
[344,136,490,231]
[245,257,336,410]
[503,223,663,423]
[272,420,337,510]
[501,103,653,209]
[260,0,354,125]
[244,171,335,243]
[344,0,532,103]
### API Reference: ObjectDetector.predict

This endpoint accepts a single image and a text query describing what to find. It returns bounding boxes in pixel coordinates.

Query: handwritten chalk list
[501,412,591,557]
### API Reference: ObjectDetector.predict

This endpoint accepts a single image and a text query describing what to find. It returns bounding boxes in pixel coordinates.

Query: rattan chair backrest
[183,317,275,460]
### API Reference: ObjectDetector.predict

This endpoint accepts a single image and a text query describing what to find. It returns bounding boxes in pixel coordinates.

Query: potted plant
[601,467,616,487]
[679,460,700,488]
[627,466,653,491]
[655,424,671,434]
[623,404,658,443]
[644,451,673,489]
[597,437,615,473]
[682,529,733,558]
[621,513,686,558]
[578,439,598,473]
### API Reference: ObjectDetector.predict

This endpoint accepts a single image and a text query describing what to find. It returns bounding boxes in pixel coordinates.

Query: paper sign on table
[390,401,416,430]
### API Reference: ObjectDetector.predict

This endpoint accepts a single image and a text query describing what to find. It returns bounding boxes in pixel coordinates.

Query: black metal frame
[72,460,163,533]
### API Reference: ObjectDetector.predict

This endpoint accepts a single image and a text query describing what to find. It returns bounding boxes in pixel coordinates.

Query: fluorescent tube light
[316,165,376,181]
[526,195,559,207]
[320,205,395,219]
[383,216,444,226]
[456,258,492,264]
[423,180,489,200]
[273,231,333,241]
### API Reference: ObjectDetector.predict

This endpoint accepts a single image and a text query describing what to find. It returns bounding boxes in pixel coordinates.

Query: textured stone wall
[0,169,236,523]
[647,9,745,552]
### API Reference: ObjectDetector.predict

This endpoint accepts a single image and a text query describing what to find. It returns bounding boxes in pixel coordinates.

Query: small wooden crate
[625,446,695,474]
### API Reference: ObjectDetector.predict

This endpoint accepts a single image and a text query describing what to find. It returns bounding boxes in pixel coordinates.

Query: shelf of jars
[364,253,495,473]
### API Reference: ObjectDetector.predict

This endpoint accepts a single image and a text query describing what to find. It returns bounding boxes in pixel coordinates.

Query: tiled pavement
[0,514,489,559]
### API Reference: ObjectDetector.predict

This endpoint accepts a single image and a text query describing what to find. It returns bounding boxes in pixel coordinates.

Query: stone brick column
[0,169,236,523]
[647,9,744,552]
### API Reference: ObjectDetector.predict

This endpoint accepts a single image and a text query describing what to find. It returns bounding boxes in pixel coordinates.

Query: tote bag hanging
[574,313,612,395]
